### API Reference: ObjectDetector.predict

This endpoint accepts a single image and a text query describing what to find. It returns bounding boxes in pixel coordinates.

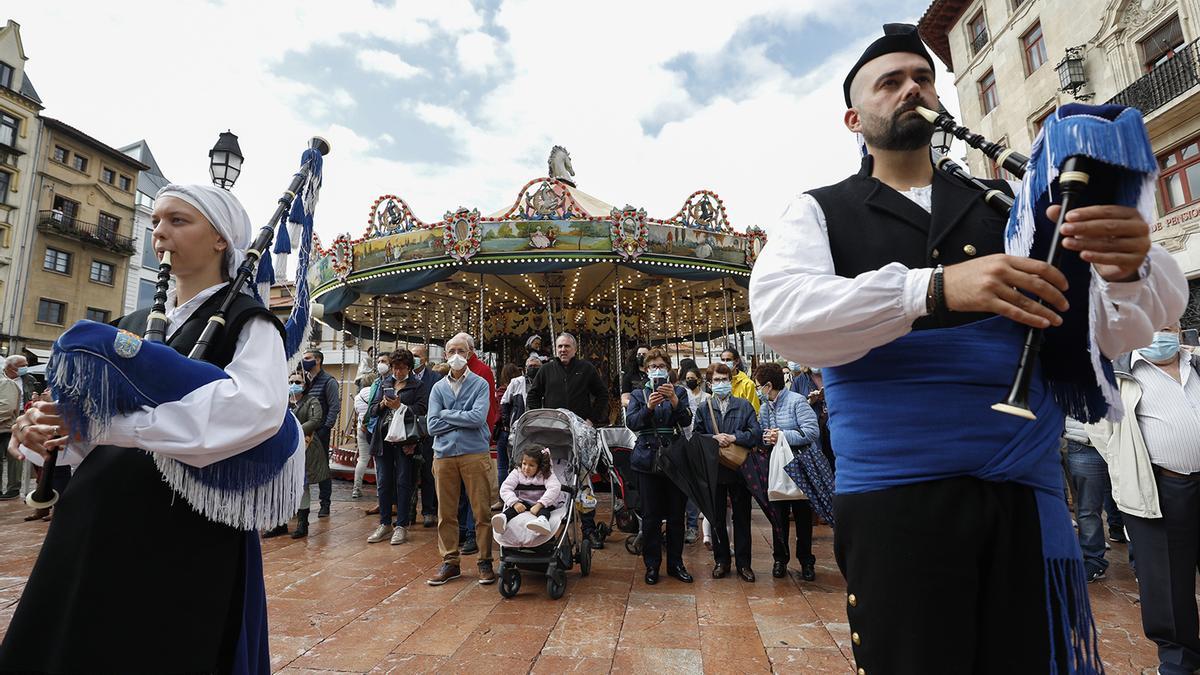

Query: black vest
[0,286,284,673]
[808,155,1014,330]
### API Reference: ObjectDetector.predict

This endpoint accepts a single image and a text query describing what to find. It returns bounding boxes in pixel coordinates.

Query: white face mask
[376,362,390,376]
[447,353,468,370]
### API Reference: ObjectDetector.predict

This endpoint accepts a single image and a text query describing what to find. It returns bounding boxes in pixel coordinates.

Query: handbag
[706,400,749,470]
[384,402,420,444]
[767,435,807,501]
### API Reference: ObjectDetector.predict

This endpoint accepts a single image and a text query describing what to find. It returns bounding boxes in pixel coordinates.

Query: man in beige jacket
[1088,321,1200,675]
[0,358,23,500]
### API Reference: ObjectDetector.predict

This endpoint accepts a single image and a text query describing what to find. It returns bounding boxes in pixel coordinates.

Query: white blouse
[750,191,1189,367]
[61,283,292,469]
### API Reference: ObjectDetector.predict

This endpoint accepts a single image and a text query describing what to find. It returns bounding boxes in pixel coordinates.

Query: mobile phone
[651,375,668,389]
[1183,329,1199,347]
[383,387,396,399]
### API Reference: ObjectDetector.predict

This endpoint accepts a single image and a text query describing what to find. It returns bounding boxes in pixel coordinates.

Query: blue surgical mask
[301,358,317,372]
[1139,331,1181,363]
[712,381,732,398]
[787,361,801,372]
[647,368,668,381]
[289,383,304,397]
[757,385,771,401]
[724,360,737,372]
[413,357,423,370]
[16,367,27,377]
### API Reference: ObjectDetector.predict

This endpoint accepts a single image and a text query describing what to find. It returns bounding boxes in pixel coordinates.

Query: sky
[11,0,950,248]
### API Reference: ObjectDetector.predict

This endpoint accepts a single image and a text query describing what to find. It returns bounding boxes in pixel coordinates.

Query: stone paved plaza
[0,480,1164,673]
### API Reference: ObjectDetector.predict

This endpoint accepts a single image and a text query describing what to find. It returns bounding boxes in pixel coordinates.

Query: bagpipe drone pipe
[27,137,331,531]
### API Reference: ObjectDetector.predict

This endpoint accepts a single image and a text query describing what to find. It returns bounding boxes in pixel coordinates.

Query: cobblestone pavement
[0,479,1161,673]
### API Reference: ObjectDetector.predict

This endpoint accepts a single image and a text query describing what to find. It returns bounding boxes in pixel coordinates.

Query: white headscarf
[154,184,253,281]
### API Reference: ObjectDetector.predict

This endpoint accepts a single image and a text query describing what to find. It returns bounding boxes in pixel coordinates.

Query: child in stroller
[493,447,562,537]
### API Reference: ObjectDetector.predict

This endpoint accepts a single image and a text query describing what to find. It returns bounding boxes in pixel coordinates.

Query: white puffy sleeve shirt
[749,192,1190,367]
[61,283,292,469]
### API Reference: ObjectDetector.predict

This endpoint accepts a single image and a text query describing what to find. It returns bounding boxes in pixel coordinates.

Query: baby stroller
[599,427,644,554]
[495,409,602,599]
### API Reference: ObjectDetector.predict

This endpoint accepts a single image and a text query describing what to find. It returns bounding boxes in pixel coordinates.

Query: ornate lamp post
[208,130,244,190]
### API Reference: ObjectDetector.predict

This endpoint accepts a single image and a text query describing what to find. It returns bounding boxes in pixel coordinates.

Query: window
[52,196,78,221]
[137,278,157,309]
[43,248,71,274]
[1140,16,1184,71]
[1022,23,1047,75]
[52,146,68,163]
[1158,139,1200,212]
[0,112,16,148]
[85,308,111,324]
[89,260,114,284]
[979,69,999,114]
[36,299,66,325]
[118,175,132,192]
[101,167,115,184]
[141,228,158,268]
[0,170,9,205]
[1033,107,1055,135]
[968,11,989,54]
[98,212,119,237]
[0,61,12,90]
[72,153,88,173]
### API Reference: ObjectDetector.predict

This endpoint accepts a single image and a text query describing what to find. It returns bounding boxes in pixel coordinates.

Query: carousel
[308,147,767,475]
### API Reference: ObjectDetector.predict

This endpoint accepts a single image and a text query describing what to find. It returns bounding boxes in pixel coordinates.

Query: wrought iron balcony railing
[1108,40,1200,116]
[970,29,989,55]
[37,210,136,255]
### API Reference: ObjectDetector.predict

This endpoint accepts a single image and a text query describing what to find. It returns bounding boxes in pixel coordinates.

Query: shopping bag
[384,403,419,443]
[767,435,806,501]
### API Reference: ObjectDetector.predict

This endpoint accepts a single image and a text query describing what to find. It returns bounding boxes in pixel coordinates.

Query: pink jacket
[500,468,562,508]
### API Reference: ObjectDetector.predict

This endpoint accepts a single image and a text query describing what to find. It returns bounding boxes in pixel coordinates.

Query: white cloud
[355,49,422,80]
[331,88,355,109]
[455,32,501,76]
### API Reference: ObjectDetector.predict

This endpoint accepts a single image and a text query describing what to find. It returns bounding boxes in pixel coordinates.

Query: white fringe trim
[152,418,306,531]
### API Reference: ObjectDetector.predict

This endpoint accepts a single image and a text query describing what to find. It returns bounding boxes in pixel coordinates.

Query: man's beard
[861,105,935,152]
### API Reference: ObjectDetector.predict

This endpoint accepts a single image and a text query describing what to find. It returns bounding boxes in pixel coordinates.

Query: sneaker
[491,513,508,534]
[1109,527,1127,543]
[527,514,551,536]
[351,487,363,499]
[477,561,497,585]
[684,527,698,544]
[1086,568,1107,583]
[427,563,461,586]
[423,514,436,528]
[0,489,20,501]
[390,526,408,545]
[460,538,479,555]
[367,524,393,543]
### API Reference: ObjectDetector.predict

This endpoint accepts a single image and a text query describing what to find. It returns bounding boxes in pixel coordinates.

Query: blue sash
[824,316,1100,673]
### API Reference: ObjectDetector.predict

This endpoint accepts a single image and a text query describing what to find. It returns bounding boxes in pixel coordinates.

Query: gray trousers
[1,432,20,493]
[1124,470,1200,675]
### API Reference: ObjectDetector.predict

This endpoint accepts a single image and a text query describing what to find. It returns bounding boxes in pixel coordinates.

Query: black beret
[843,23,935,108]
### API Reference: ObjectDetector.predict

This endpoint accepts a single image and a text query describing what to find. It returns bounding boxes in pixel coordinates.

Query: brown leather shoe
[712,562,730,579]
[427,563,461,586]
[737,567,756,583]
[477,561,497,585]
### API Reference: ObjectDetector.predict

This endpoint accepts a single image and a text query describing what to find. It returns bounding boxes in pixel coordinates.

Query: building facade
[11,117,147,349]
[118,140,170,314]
[0,21,44,349]
[920,0,1200,327]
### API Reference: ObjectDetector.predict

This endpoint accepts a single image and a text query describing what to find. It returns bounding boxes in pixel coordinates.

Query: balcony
[970,29,989,55]
[37,210,136,255]
[1108,40,1200,116]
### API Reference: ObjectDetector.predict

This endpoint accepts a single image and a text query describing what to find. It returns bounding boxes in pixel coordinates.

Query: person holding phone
[625,348,693,585]
[366,349,431,546]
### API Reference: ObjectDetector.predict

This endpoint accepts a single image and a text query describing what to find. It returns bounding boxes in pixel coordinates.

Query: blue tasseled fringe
[282,148,322,362]
[46,347,158,444]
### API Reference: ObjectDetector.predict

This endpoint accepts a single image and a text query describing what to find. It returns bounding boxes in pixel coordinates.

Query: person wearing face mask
[0,356,27,500]
[351,353,393,499]
[1087,320,1200,674]
[625,348,693,585]
[620,346,650,409]
[410,344,441,528]
[366,349,432,546]
[265,371,327,540]
[753,362,827,582]
[787,362,816,398]
[693,363,762,582]
[302,349,339,518]
[720,348,760,415]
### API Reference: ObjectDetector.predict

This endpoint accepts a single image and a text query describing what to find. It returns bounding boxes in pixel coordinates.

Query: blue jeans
[685,499,699,529]
[495,430,510,487]
[1066,441,1110,574]
[459,490,475,543]
[375,443,415,527]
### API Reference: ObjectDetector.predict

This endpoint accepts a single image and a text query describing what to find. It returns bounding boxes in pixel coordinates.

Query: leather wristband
[925,265,945,315]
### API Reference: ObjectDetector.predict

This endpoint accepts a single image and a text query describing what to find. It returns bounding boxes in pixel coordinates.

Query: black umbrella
[660,433,722,528]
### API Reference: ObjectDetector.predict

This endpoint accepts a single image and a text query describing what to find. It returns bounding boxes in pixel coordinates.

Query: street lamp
[208,130,244,190]
[930,102,955,157]
[1056,46,1093,100]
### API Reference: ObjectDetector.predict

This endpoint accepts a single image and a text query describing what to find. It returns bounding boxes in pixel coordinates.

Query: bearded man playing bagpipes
[0,140,327,674]
[750,24,1188,675]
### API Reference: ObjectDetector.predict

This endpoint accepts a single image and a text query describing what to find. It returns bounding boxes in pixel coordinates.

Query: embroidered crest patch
[113,330,142,359]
